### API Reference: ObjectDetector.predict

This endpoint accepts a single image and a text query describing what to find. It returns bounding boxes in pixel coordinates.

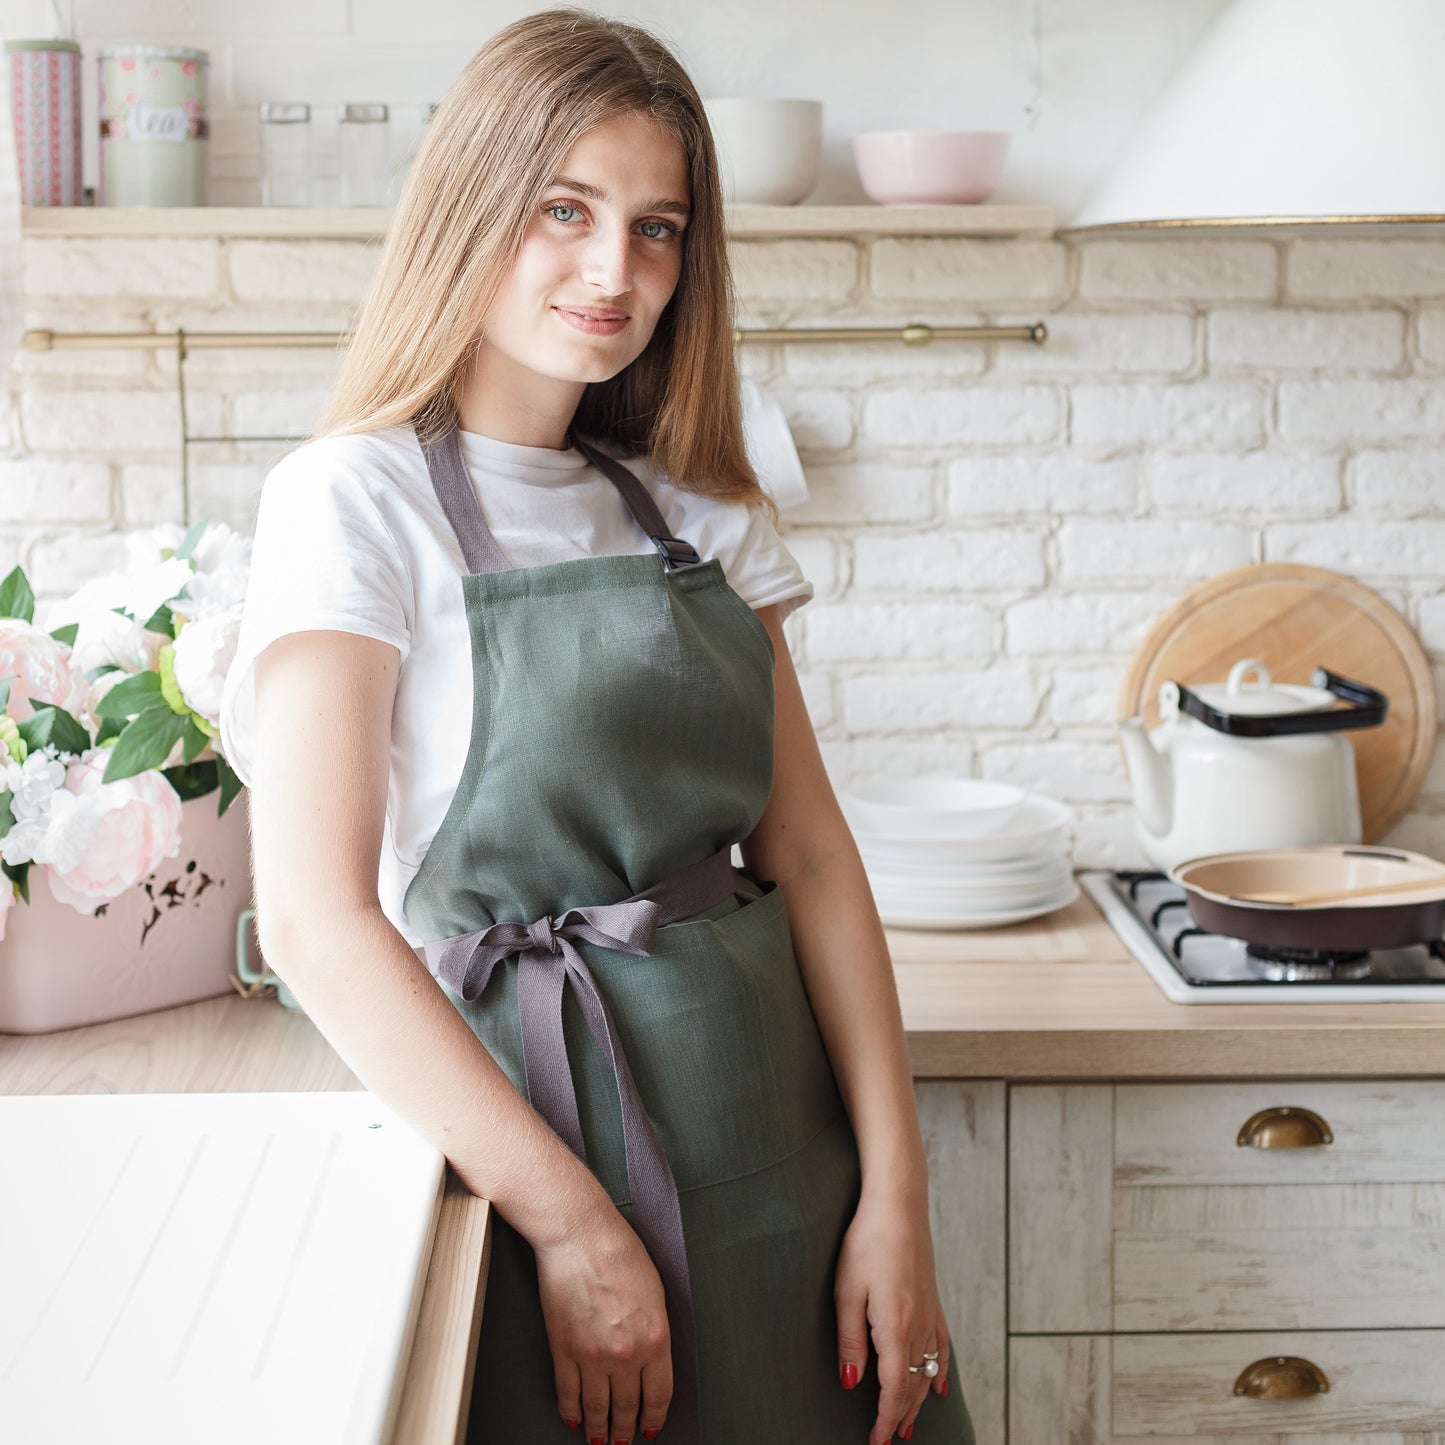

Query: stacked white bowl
[842,777,1077,930]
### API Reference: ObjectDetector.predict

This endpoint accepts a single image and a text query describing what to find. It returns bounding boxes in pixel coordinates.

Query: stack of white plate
[842,778,1077,931]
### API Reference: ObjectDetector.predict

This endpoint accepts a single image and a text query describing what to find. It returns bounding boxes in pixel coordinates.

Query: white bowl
[843,776,1025,840]
[703,98,823,206]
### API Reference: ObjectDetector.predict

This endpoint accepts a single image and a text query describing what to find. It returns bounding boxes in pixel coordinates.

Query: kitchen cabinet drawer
[1012,1083,1445,1335]
[1115,1082,1445,1186]
[1011,1331,1445,1441]
[917,1081,1006,1445]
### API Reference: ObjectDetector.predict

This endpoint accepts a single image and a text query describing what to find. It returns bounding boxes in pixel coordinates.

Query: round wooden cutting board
[1118,564,1438,842]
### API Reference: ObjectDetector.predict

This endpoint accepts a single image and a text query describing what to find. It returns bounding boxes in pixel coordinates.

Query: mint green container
[98,44,208,206]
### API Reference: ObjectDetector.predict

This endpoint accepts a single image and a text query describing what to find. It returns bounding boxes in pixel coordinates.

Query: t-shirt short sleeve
[219,443,412,787]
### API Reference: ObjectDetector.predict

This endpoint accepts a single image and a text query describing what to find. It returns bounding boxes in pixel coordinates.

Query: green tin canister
[97,44,208,206]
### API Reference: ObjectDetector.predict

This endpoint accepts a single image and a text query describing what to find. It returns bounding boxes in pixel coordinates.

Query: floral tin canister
[98,44,208,206]
[5,40,83,206]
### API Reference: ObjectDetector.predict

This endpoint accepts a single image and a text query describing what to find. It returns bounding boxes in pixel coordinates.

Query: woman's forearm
[260,902,617,1247]
[763,830,929,1204]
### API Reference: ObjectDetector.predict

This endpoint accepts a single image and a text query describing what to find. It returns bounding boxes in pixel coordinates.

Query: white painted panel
[0,1091,444,1445]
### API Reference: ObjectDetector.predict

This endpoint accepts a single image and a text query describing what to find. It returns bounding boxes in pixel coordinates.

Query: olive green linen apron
[404,422,972,1444]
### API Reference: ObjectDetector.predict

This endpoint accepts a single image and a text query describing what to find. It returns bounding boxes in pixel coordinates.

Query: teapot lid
[1182,660,1336,718]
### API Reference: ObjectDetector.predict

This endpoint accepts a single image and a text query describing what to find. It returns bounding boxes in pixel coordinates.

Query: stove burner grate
[1244,943,1372,982]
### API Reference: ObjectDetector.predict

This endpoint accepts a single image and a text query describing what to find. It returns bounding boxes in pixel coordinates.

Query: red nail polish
[643,1434,660,1442]
[940,1376,949,1396]
[840,1360,860,1389]
[590,1437,604,1445]
[900,1424,914,1442]
[565,1423,579,1433]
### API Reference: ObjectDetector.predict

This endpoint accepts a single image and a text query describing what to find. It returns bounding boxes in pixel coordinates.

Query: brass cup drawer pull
[1234,1355,1331,1399]
[1237,1105,1334,1149]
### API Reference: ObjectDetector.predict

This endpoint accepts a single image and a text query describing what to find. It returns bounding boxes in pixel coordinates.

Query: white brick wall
[8,228,1445,868]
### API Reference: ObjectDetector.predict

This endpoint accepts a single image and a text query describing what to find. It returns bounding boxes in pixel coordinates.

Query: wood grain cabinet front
[1008,1082,1445,1439]
[1012,1331,1445,1441]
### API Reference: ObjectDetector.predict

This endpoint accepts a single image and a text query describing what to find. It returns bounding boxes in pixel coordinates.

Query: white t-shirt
[219,424,812,945]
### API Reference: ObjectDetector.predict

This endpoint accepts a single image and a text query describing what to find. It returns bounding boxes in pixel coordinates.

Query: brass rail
[17,319,1046,523]
[21,320,1047,352]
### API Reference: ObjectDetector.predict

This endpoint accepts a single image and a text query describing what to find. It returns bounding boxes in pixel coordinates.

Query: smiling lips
[553,304,629,336]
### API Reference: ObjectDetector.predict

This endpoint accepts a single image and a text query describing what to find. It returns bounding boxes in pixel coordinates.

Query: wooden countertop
[892,891,1445,1079]
[6,881,1445,1442]
[0,997,490,1445]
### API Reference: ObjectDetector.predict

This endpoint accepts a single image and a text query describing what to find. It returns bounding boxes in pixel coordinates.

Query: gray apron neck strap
[416,417,702,574]
[417,422,512,574]
[569,435,701,568]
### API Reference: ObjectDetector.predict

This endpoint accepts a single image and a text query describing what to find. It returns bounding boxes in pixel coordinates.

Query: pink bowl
[852,130,1011,206]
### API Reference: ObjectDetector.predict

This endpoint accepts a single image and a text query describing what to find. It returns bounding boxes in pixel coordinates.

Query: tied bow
[425,888,707,1444]
[432,898,664,1160]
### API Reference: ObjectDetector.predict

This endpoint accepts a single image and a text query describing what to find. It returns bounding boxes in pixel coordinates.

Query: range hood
[1069,0,1445,233]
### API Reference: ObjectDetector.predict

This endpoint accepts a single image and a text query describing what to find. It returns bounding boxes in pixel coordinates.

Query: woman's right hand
[534,1212,673,1443]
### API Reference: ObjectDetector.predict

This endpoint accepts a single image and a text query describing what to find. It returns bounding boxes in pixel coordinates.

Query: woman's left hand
[834,1190,950,1444]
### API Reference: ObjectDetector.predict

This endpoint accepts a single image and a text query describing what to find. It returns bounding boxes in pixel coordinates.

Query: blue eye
[546,204,581,223]
[638,219,678,240]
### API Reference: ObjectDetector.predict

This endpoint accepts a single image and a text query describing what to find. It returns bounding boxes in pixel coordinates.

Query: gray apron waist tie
[423,844,741,1444]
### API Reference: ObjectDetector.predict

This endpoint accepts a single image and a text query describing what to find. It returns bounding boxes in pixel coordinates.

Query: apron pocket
[576,881,846,1197]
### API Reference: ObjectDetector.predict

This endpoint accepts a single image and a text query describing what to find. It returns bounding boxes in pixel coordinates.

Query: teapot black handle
[1171,668,1389,738]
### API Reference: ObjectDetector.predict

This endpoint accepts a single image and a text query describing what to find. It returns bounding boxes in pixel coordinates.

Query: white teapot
[1118,659,1387,874]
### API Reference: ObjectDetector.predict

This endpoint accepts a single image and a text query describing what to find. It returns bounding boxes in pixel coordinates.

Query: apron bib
[403,422,973,1444]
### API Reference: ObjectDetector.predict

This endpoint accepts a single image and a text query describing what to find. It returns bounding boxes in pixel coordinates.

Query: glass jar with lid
[338,102,389,206]
[259,102,311,206]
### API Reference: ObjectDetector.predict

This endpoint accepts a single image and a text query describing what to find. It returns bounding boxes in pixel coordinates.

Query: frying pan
[1170,845,1445,952]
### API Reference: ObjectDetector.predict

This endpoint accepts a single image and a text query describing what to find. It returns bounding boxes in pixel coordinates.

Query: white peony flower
[45,576,160,675]
[1,817,49,867]
[170,611,239,727]
[124,524,184,570]
[4,749,67,820]
[122,555,196,623]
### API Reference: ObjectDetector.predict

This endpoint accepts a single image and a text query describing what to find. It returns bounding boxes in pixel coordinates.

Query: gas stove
[1081,870,1445,1004]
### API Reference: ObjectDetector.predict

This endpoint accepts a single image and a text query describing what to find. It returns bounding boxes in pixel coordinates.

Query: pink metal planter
[0,794,252,1034]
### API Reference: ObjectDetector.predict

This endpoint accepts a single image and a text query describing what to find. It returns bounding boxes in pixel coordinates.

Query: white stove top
[1081,871,1445,1005]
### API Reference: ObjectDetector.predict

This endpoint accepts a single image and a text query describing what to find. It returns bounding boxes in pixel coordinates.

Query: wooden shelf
[22,201,1056,241]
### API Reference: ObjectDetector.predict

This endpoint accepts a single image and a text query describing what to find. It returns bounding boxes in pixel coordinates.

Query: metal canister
[97,44,208,206]
[5,40,83,206]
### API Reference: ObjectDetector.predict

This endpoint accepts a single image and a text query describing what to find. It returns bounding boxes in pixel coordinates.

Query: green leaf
[18,703,90,758]
[94,670,164,719]
[103,705,188,783]
[181,716,209,764]
[141,602,176,637]
[215,755,244,816]
[173,518,209,563]
[0,679,9,714]
[162,759,219,802]
[95,715,125,745]
[49,622,79,647]
[0,789,14,835]
[0,566,35,624]
[2,859,30,905]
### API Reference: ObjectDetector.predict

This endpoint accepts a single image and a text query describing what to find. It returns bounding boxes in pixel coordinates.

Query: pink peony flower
[40,757,184,914]
[0,619,79,722]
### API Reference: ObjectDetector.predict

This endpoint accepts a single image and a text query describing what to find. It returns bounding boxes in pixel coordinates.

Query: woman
[221,10,973,1445]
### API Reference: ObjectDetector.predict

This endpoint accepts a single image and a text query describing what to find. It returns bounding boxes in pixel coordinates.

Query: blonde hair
[320,7,770,514]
